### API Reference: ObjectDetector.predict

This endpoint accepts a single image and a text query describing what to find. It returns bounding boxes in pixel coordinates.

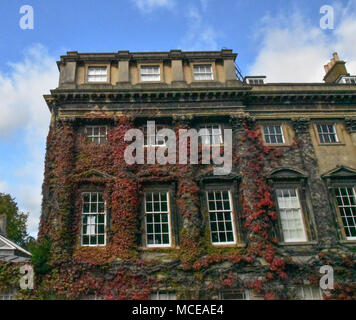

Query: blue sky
[0,0,355,236]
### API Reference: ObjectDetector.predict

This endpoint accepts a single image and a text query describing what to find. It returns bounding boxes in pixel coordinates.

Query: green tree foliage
[0,192,29,246]
[28,238,52,275]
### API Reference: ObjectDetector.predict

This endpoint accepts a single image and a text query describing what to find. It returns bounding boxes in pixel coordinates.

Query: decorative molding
[344,117,356,133]
[172,114,194,127]
[266,167,308,189]
[321,165,356,179]
[229,114,255,131]
[291,117,311,134]
[72,169,115,181]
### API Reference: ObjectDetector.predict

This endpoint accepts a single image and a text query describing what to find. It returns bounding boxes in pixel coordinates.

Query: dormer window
[245,76,266,85]
[248,79,264,84]
[87,66,107,82]
[141,65,160,82]
[193,64,213,81]
[337,76,356,84]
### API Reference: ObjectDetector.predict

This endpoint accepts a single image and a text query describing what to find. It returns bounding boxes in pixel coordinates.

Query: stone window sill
[263,143,290,147]
[278,241,317,246]
[339,240,356,245]
[317,143,345,146]
[211,243,246,248]
[139,246,180,251]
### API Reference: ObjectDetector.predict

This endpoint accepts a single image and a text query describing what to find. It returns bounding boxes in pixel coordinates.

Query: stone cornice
[44,85,356,111]
[58,49,237,65]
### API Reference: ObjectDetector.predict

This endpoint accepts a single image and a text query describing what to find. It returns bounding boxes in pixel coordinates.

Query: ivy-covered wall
[22,114,356,300]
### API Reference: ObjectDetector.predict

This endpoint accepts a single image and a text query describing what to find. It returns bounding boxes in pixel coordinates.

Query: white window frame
[150,291,177,300]
[0,293,14,300]
[86,126,108,144]
[338,76,356,84]
[276,188,307,243]
[144,124,167,147]
[81,192,106,247]
[334,186,356,240]
[87,66,108,82]
[247,78,264,85]
[316,123,339,143]
[140,65,160,82]
[199,124,223,146]
[144,191,172,248]
[206,190,237,245]
[296,285,323,300]
[219,289,251,300]
[263,125,285,144]
[193,64,214,81]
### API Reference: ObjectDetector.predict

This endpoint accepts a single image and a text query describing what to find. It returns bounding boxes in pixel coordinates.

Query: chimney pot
[323,52,348,83]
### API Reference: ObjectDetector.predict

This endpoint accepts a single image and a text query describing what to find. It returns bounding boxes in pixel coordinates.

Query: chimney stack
[0,214,6,236]
[324,52,349,83]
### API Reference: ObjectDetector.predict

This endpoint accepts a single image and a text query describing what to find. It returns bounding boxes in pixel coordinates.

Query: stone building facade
[38,49,356,300]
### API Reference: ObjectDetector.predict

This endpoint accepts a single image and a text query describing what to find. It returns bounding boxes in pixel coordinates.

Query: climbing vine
[5,113,353,300]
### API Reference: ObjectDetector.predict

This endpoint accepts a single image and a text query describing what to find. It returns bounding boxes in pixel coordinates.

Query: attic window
[247,78,264,85]
[338,76,356,84]
[141,65,160,82]
[87,66,107,82]
[193,64,213,81]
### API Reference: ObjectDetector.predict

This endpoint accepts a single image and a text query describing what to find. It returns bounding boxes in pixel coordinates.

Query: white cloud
[0,44,58,237]
[0,180,9,192]
[248,4,356,82]
[132,0,175,12]
[181,2,221,51]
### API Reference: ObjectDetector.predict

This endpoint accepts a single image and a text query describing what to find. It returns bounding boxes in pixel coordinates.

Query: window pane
[317,123,338,143]
[81,192,106,246]
[263,125,284,144]
[276,189,307,242]
[207,191,235,244]
[88,67,107,82]
[86,126,108,144]
[141,66,160,81]
[334,187,356,240]
[145,192,171,247]
[199,125,223,145]
[194,64,213,80]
